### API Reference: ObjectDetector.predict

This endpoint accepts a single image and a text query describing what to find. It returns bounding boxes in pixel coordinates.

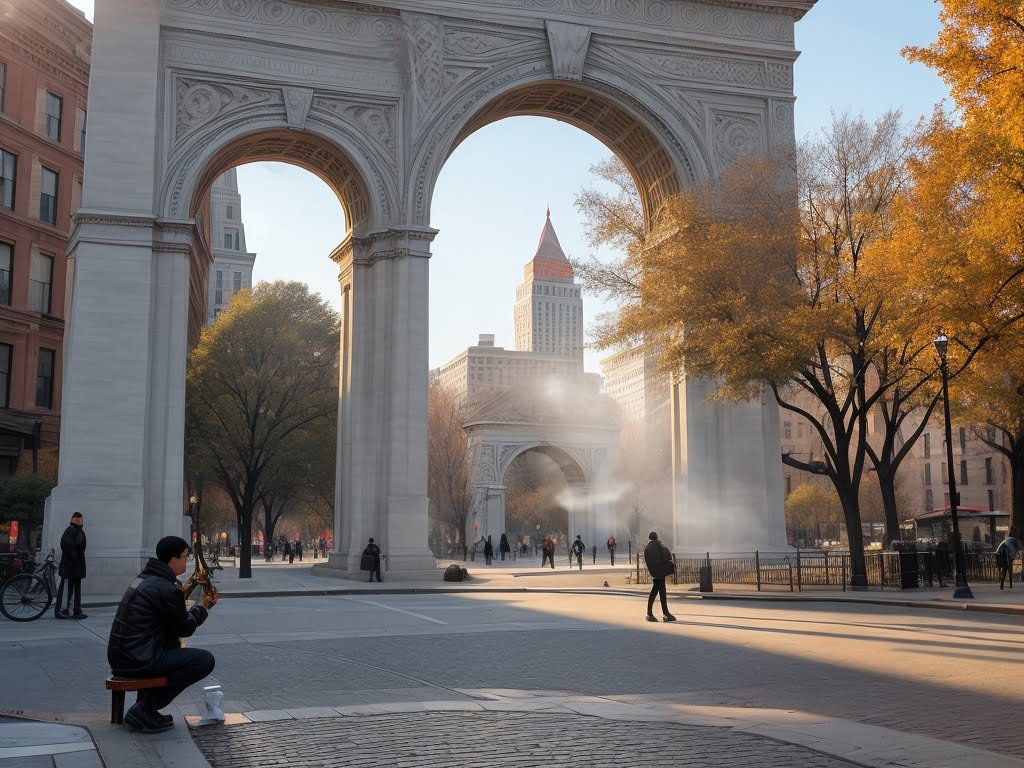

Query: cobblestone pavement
[190,711,859,768]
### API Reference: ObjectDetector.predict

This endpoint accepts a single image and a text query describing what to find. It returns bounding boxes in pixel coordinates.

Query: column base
[313,549,439,582]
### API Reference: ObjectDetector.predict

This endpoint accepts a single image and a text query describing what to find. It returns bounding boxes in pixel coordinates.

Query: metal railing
[635,547,1017,591]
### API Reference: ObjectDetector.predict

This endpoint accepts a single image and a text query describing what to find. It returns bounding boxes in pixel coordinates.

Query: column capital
[331,226,439,269]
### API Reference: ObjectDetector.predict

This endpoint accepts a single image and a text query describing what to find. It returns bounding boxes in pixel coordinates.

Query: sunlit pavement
[3,588,1024,767]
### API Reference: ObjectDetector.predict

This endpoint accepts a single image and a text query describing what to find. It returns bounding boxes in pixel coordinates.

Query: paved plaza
[3,569,1024,767]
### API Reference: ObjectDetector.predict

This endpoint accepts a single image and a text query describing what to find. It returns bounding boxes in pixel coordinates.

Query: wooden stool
[105,675,169,724]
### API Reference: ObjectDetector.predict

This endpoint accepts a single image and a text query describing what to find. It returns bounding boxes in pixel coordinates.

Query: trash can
[698,564,713,593]
[893,541,918,589]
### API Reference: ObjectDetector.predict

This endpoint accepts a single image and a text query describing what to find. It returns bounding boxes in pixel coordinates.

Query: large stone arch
[48,0,810,590]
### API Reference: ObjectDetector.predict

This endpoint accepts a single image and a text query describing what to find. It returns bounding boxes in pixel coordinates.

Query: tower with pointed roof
[513,210,584,360]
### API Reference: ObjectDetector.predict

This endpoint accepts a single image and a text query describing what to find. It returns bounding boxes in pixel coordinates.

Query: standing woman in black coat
[55,512,87,619]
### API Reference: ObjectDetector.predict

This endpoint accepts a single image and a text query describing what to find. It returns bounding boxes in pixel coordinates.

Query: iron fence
[635,547,1018,591]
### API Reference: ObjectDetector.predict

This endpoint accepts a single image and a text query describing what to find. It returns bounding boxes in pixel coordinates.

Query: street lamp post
[934,332,974,600]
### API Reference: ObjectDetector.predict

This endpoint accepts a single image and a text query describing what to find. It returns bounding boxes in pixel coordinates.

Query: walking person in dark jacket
[499,533,511,561]
[484,535,494,565]
[997,529,1019,590]
[607,536,617,566]
[643,531,676,622]
[55,512,87,619]
[107,536,218,733]
[571,535,585,570]
[362,538,382,582]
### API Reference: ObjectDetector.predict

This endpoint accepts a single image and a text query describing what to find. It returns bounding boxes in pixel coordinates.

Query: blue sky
[67,0,948,370]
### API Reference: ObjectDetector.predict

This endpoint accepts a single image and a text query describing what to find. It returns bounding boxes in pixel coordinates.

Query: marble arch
[46,0,813,590]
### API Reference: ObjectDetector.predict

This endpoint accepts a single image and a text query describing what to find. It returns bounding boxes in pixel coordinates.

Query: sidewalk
[0,718,102,768]
[80,559,1024,617]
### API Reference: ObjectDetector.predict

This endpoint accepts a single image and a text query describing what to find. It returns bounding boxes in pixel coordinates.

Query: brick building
[0,0,91,475]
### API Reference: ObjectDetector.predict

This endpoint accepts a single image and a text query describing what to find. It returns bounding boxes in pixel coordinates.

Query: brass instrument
[180,541,220,609]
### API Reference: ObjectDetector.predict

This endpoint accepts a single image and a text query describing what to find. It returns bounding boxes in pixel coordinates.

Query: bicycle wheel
[0,573,53,622]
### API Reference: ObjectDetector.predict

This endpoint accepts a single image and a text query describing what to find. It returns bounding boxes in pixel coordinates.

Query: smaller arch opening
[504,445,586,545]
[451,81,683,224]
[189,129,371,231]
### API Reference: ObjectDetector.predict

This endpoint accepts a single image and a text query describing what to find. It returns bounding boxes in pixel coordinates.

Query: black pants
[574,552,582,570]
[647,578,669,615]
[609,550,615,566]
[132,648,216,712]
[369,564,382,582]
[1000,563,1013,588]
[55,577,82,615]
[541,552,554,569]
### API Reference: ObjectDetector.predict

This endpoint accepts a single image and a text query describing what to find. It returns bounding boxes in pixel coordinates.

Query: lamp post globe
[934,331,973,600]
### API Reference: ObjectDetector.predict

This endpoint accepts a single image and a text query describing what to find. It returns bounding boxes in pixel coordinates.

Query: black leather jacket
[107,558,209,675]
[644,539,673,579]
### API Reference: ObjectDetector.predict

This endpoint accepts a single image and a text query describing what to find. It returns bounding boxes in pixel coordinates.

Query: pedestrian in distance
[55,512,87,619]
[643,531,676,622]
[499,533,511,561]
[996,528,1018,590]
[571,535,585,570]
[541,536,556,569]
[362,537,382,582]
[284,540,294,564]
[484,535,494,566]
[295,538,303,562]
[107,536,219,733]
[607,536,617,566]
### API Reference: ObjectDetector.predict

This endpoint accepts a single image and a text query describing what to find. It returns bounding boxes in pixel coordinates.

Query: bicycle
[0,549,54,622]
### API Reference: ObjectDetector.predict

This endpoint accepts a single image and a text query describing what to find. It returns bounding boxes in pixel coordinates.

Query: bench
[105,675,168,724]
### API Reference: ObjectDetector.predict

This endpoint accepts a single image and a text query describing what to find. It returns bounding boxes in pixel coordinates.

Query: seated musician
[107,536,219,732]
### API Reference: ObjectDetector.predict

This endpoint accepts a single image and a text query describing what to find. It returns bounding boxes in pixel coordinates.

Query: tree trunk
[238,512,252,579]
[840,487,867,588]
[878,469,901,548]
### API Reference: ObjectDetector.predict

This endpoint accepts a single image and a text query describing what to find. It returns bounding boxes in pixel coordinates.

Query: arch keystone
[545,20,592,82]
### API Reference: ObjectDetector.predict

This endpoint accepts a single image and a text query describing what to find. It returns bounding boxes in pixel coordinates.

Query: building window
[0,343,10,408]
[45,92,63,141]
[77,108,87,154]
[215,270,223,305]
[923,433,931,458]
[958,427,966,453]
[35,348,55,408]
[233,271,242,292]
[988,490,995,511]
[28,251,53,313]
[40,166,58,225]
[224,228,239,250]
[783,420,792,440]
[226,204,235,220]
[926,489,934,511]
[985,457,994,484]
[941,462,947,483]
[944,492,950,508]
[0,62,6,112]
[0,241,10,305]
[960,459,968,486]
[986,425,997,444]
[924,463,931,486]
[0,149,15,209]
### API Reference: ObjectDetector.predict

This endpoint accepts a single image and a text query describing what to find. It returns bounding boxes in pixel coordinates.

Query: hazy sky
[66,1,948,371]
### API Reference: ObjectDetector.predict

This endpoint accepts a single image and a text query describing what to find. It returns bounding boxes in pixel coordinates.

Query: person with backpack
[607,536,617,566]
[643,531,676,622]
[499,533,511,561]
[996,529,1018,590]
[362,538,382,582]
[571,535,585,570]
[484,535,494,566]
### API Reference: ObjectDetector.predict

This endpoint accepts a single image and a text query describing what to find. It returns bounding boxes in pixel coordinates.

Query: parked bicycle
[0,549,54,622]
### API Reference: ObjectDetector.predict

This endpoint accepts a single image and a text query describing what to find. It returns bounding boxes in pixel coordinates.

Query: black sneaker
[662,614,677,622]
[71,612,88,620]
[54,610,69,620]
[124,704,173,734]
[156,712,174,726]
[645,614,658,622]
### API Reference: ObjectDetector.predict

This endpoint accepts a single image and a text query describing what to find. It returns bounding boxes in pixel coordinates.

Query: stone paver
[190,710,856,768]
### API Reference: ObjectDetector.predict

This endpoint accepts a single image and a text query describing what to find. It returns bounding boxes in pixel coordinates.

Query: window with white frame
[39,165,58,225]
[0,149,15,209]
[0,241,11,305]
[28,250,53,313]
[45,92,63,141]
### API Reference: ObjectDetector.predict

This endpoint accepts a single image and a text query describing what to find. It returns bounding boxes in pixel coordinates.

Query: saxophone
[180,542,221,609]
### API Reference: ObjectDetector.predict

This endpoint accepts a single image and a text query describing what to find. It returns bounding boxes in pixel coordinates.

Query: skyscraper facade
[513,210,584,359]
[206,168,255,323]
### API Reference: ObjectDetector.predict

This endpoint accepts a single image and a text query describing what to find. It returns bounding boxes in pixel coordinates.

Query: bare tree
[427,382,472,546]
